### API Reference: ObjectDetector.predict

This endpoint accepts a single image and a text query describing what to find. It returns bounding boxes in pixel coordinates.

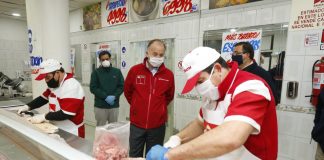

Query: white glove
[17,105,30,114]
[163,135,181,148]
[27,114,46,124]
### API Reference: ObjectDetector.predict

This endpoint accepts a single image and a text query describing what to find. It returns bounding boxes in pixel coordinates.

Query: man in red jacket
[124,39,175,158]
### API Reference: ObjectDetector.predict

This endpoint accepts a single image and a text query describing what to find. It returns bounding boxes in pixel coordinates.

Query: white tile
[181,39,192,57]
[278,111,298,136]
[277,156,293,160]
[295,113,314,139]
[192,18,200,38]
[272,4,291,24]
[282,55,304,81]
[292,137,317,160]
[286,31,306,55]
[214,14,228,30]
[278,134,294,158]
[175,39,182,59]
[298,81,313,108]
[256,7,272,25]
[227,12,243,28]
[242,10,257,27]
[201,16,215,31]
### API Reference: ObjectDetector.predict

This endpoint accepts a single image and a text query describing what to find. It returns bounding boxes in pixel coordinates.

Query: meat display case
[0,100,93,160]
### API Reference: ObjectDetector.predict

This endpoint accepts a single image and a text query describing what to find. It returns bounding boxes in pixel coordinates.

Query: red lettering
[163,0,192,16]
[224,34,237,41]
[107,7,127,25]
[237,32,260,40]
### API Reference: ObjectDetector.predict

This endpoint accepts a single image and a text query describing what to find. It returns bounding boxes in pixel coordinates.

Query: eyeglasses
[232,51,245,56]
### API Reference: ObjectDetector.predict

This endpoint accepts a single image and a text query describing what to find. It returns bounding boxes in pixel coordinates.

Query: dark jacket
[312,88,324,152]
[90,66,124,109]
[243,61,279,105]
[124,57,175,129]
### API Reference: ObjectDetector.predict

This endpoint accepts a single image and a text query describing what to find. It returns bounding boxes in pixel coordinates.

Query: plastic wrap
[93,122,130,160]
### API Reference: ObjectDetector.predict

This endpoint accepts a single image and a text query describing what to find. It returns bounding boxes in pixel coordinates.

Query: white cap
[181,47,220,94]
[35,59,62,81]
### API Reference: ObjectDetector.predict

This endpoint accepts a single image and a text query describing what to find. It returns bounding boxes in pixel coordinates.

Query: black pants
[129,124,166,158]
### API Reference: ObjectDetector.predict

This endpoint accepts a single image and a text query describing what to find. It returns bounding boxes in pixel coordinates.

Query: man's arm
[176,118,204,144]
[166,120,254,160]
[45,110,73,120]
[124,68,134,104]
[165,73,175,105]
[27,96,49,110]
[90,70,108,99]
[113,69,125,97]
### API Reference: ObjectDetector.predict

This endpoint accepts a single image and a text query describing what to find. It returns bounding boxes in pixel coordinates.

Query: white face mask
[101,60,110,67]
[195,66,220,101]
[149,56,164,67]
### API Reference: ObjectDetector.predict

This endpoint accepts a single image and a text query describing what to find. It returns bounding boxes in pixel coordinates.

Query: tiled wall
[0,18,30,90]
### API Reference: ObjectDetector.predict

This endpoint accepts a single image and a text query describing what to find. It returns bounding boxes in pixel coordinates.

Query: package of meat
[93,122,130,160]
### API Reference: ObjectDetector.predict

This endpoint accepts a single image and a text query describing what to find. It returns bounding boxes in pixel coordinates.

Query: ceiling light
[282,24,289,28]
[230,28,237,33]
[12,13,21,17]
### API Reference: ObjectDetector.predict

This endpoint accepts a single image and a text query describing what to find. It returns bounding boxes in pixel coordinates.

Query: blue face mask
[232,54,243,65]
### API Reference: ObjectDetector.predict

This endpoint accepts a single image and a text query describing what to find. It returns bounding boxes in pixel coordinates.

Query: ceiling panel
[0,0,103,21]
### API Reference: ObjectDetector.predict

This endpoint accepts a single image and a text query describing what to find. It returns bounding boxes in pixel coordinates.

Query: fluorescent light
[282,24,289,28]
[12,13,21,17]
[230,28,237,33]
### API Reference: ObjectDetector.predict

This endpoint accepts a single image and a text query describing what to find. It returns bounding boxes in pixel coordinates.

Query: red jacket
[124,58,175,129]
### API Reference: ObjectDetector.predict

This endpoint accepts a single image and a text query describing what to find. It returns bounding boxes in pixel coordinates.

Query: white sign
[305,34,319,47]
[70,48,76,75]
[289,0,324,31]
[221,30,262,63]
[160,0,199,17]
[96,43,111,68]
[101,0,128,27]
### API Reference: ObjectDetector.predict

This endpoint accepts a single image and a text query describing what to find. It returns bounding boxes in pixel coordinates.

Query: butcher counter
[0,99,94,160]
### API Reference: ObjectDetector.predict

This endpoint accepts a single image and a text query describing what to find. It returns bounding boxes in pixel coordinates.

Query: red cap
[35,73,47,81]
[181,72,201,94]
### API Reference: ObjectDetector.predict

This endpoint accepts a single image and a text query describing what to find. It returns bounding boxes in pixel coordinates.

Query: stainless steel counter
[58,129,93,156]
[0,100,94,160]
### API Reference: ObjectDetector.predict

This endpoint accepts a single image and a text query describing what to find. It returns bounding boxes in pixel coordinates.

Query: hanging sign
[289,0,324,31]
[101,0,128,27]
[160,0,199,17]
[221,30,262,63]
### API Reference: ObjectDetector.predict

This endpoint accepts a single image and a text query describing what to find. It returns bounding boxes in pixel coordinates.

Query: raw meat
[93,132,128,160]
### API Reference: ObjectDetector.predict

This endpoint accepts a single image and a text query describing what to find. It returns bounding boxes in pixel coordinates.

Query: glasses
[232,51,245,55]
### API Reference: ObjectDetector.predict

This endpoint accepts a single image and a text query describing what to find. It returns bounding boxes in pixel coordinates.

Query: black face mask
[46,77,59,88]
[232,54,243,65]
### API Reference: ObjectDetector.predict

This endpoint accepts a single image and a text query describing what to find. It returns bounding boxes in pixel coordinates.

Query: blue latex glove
[105,95,115,105]
[146,145,169,160]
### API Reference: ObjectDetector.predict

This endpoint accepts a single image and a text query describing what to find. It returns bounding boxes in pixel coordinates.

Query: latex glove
[146,145,169,160]
[105,95,116,105]
[164,135,181,148]
[17,105,30,114]
[27,114,46,124]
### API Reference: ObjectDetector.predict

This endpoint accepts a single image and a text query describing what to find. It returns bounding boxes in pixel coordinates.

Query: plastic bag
[93,122,130,160]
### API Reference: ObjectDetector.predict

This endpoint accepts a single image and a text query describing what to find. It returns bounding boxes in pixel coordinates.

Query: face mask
[149,57,164,67]
[46,77,59,88]
[101,60,110,67]
[195,66,220,101]
[232,54,243,65]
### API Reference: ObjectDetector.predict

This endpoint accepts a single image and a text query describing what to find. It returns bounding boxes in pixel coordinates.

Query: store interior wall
[0,0,319,159]
[0,17,31,92]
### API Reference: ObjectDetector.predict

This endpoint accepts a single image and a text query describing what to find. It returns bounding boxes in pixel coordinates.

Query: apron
[202,69,260,160]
